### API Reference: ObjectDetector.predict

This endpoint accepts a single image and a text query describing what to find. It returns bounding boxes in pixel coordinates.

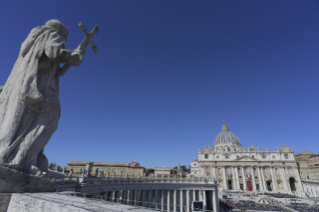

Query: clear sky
[0,1,318,169]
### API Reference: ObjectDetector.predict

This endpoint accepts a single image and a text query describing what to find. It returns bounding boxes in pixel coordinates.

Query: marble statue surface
[0,20,86,175]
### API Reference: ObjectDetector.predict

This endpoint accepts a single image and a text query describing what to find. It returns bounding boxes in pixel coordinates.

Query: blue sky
[0,1,318,169]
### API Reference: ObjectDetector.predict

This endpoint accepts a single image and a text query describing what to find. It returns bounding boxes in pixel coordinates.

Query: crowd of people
[262,192,299,199]
[220,200,290,211]
[286,203,319,212]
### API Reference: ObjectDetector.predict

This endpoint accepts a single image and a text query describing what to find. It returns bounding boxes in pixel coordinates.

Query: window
[272,156,275,159]
[264,168,268,174]
[122,170,125,174]
[107,168,110,173]
[117,169,120,174]
[252,156,254,158]
[262,155,266,159]
[75,168,79,173]
[80,168,84,173]
[194,163,197,166]
[216,156,219,159]
[254,168,257,174]
[237,155,239,159]
[226,167,230,173]
[288,168,293,175]
[238,168,241,174]
[245,167,250,173]
[225,156,229,159]
[284,154,288,159]
[112,169,115,173]
[205,154,208,159]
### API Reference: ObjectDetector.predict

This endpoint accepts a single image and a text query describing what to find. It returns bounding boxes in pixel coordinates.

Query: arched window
[246,167,250,173]
[227,167,231,174]
[264,168,268,174]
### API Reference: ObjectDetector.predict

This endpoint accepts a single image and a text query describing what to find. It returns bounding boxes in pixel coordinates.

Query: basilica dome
[213,122,241,147]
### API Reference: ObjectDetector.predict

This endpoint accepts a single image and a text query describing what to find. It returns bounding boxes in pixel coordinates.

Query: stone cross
[60,22,99,76]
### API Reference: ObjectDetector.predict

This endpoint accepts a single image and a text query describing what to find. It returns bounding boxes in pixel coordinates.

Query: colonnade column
[257,166,264,190]
[154,190,158,210]
[213,166,217,179]
[241,167,247,190]
[186,190,190,212]
[251,167,256,191]
[167,190,170,212]
[148,190,153,208]
[193,190,196,201]
[222,166,227,190]
[136,190,140,206]
[123,190,127,204]
[231,166,236,190]
[281,167,289,191]
[161,190,164,211]
[173,190,177,212]
[202,190,206,212]
[142,190,146,207]
[180,190,183,212]
[270,166,277,191]
[103,192,107,201]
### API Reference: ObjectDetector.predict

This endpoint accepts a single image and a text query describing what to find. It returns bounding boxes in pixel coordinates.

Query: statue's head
[45,19,69,42]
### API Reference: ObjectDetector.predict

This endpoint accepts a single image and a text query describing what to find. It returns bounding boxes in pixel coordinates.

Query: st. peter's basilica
[190,122,303,193]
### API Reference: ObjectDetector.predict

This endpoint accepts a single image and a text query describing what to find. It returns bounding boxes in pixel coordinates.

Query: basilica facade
[190,122,303,193]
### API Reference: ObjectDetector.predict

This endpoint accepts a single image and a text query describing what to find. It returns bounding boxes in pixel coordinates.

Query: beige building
[68,161,146,177]
[296,151,319,180]
[190,122,303,193]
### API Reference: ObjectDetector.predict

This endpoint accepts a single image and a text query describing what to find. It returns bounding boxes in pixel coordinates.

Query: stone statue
[0,20,89,175]
[69,169,73,177]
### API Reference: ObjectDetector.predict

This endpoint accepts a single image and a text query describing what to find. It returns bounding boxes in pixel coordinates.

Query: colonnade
[91,188,218,212]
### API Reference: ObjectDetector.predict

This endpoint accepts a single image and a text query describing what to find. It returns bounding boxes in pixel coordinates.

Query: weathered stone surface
[0,194,11,212]
[0,166,54,193]
[7,193,153,212]
[0,20,85,174]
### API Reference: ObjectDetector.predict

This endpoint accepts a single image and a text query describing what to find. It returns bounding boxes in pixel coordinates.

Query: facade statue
[0,20,87,174]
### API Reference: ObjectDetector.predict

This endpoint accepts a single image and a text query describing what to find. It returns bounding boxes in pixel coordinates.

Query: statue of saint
[0,20,85,174]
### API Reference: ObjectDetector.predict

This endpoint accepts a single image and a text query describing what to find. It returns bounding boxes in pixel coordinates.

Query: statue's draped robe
[0,27,80,172]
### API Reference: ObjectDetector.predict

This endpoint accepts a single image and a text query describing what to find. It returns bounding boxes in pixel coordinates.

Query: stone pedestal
[0,166,54,193]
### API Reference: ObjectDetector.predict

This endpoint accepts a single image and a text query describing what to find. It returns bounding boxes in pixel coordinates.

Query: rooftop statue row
[199,144,293,153]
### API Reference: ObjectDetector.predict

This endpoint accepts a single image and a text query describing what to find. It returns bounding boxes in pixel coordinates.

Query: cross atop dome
[222,120,229,131]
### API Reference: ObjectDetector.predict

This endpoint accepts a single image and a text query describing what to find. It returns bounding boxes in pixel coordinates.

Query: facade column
[167,190,170,212]
[251,167,256,191]
[212,189,217,212]
[199,189,203,201]
[222,166,227,190]
[281,167,289,191]
[161,190,164,211]
[193,190,196,201]
[173,190,177,212]
[213,166,217,179]
[241,167,247,190]
[270,167,277,191]
[180,190,183,212]
[257,166,264,190]
[235,167,240,190]
[142,190,146,207]
[202,190,206,212]
[231,166,236,190]
[294,166,303,191]
[260,167,267,190]
[148,189,152,208]
[186,190,190,212]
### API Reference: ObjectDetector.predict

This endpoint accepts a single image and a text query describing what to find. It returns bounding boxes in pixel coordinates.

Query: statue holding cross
[0,19,99,175]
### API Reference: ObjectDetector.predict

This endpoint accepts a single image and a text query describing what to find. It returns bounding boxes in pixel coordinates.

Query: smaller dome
[214,121,241,147]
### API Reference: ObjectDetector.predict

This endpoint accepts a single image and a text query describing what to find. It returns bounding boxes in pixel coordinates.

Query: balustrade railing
[52,176,217,185]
